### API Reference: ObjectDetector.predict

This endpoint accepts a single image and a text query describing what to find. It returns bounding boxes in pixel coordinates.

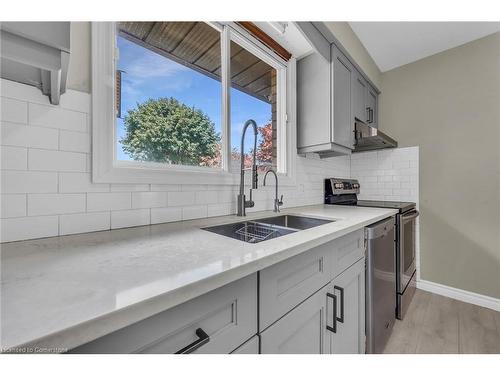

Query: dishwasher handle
[402,210,419,223]
[365,216,396,240]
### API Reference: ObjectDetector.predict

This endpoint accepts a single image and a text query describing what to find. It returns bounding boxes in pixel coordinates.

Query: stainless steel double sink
[202,215,334,244]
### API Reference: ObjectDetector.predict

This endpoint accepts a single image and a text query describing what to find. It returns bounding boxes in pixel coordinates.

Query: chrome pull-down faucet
[237,119,259,216]
[263,169,283,213]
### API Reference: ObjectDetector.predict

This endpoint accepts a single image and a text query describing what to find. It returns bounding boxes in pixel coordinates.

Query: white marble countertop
[0,204,397,351]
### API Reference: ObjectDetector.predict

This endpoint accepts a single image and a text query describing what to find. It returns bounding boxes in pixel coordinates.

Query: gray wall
[379,32,500,299]
[324,22,382,88]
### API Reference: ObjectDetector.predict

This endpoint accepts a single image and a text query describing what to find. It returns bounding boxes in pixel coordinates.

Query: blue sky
[116,36,271,161]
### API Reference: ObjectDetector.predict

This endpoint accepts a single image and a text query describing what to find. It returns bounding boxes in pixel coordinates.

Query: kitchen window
[92,22,295,185]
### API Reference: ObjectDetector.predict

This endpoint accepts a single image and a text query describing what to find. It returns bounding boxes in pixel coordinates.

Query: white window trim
[91,22,297,186]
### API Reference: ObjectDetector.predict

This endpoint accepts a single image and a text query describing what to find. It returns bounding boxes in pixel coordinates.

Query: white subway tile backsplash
[110,184,150,192]
[1,81,362,242]
[29,103,87,132]
[28,194,86,216]
[1,146,27,170]
[182,205,207,220]
[1,215,58,242]
[1,194,26,218]
[217,190,235,203]
[1,122,59,149]
[87,192,131,212]
[151,207,182,224]
[1,97,27,124]
[207,203,234,217]
[59,130,91,153]
[168,191,195,207]
[60,212,110,235]
[150,184,182,192]
[132,192,167,209]
[28,149,86,172]
[111,209,150,229]
[195,190,218,205]
[1,170,58,193]
[58,172,110,193]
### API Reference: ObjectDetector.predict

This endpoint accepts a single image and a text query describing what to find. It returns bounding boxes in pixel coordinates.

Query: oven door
[398,210,419,292]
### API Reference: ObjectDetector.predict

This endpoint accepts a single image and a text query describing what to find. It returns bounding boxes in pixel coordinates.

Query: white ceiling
[349,22,500,72]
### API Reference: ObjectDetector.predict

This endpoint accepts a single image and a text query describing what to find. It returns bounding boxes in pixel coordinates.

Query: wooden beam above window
[236,22,292,61]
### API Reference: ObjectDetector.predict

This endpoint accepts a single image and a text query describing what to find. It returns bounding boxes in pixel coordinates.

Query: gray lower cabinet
[230,335,259,354]
[328,259,366,354]
[330,228,364,278]
[260,285,328,354]
[70,274,257,354]
[69,230,367,354]
[259,243,331,330]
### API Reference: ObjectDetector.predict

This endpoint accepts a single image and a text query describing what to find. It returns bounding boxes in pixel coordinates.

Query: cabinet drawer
[231,335,259,354]
[331,229,365,278]
[260,285,328,354]
[259,244,331,330]
[71,274,257,354]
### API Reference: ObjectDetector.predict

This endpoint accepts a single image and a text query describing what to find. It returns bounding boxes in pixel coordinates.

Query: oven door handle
[402,211,419,223]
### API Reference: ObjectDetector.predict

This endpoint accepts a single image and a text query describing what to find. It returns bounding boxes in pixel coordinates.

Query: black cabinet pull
[366,107,370,123]
[326,292,337,333]
[334,286,345,323]
[175,328,210,354]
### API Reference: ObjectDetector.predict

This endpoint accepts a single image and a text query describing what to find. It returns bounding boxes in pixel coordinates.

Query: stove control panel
[325,178,361,195]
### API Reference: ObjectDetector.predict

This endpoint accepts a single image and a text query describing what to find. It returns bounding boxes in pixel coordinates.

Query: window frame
[91,22,296,186]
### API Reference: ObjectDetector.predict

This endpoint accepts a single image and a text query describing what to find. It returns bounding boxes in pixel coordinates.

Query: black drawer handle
[175,328,210,354]
[334,286,345,323]
[326,292,337,333]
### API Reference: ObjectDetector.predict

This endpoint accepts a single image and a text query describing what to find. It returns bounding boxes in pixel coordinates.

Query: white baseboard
[417,279,500,312]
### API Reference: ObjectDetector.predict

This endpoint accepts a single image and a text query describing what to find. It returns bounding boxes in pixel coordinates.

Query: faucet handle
[278,195,284,206]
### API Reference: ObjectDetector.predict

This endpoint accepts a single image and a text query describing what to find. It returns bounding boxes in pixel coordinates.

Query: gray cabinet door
[353,73,368,123]
[70,274,257,354]
[260,285,328,354]
[366,86,378,128]
[330,228,365,279]
[297,52,331,149]
[331,45,354,149]
[328,259,366,354]
[259,243,331,330]
[231,335,259,354]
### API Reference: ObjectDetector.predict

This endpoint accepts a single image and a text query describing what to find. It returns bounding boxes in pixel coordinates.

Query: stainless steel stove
[324,178,419,320]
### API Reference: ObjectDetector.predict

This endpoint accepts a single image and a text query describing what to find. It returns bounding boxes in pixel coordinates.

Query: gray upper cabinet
[297,46,355,156]
[331,45,355,149]
[0,22,70,105]
[297,52,331,152]
[353,72,368,123]
[296,22,380,157]
[353,71,378,128]
[366,86,378,128]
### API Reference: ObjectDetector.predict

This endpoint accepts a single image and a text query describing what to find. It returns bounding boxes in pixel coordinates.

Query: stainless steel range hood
[353,120,398,152]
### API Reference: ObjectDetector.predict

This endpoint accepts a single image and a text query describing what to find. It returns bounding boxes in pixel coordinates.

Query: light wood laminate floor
[384,290,500,354]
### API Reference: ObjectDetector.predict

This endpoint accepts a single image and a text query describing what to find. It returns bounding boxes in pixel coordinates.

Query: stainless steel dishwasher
[365,216,396,354]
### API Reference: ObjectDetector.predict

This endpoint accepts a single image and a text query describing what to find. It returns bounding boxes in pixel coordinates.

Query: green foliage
[121,98,221,166]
